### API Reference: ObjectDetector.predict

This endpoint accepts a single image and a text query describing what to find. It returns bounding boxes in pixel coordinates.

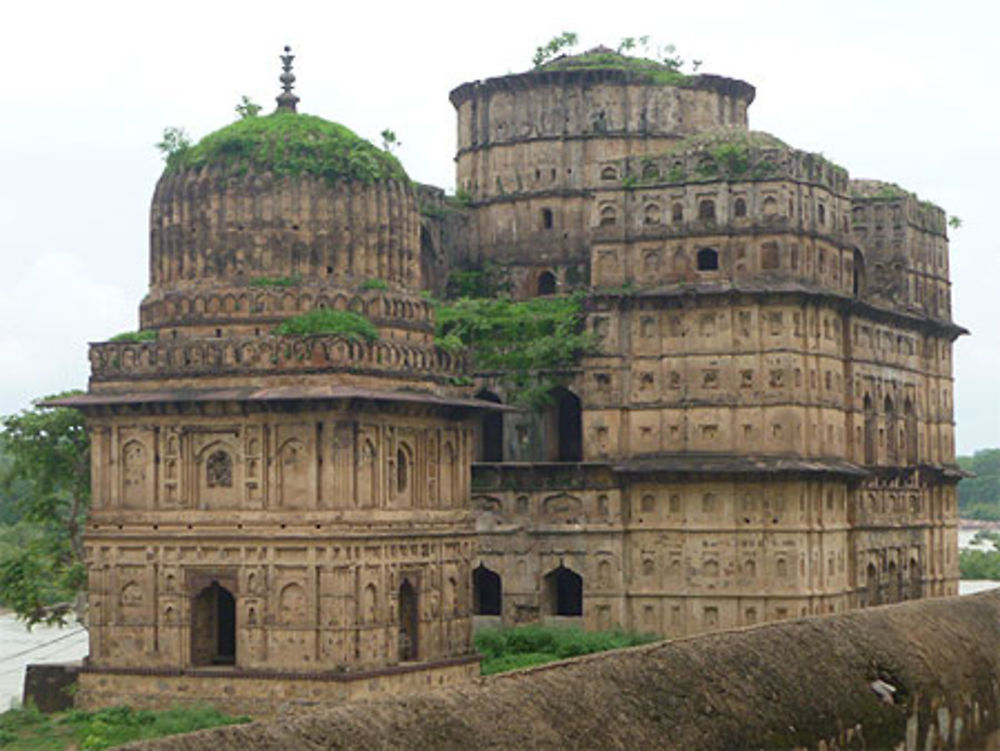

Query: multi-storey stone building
[58,46,962,712]
[444,49,963,636]
[57,51,492,714]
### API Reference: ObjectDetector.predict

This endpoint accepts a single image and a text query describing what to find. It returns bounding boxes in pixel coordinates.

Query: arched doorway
[547,387,582,462]
[473,565,502,616]
[476,390,503,462]
[398,578,418,662]
[537,270,557,296]
[191,582,236,666]
[544,565,583,616]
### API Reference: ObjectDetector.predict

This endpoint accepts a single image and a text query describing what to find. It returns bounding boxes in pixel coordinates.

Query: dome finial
[276,45,300,113]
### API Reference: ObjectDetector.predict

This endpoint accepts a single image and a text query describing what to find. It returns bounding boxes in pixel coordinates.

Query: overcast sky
[1,0,996,454]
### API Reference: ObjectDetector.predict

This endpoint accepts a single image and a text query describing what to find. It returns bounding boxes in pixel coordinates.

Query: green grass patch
[272,309,378,341]
[0,703,249,751]
[108,330,156,343]
[164,111,407,185]
[475,624,658,675]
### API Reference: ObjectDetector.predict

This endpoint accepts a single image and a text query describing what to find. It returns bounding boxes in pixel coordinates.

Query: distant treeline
[958,448,1000,520]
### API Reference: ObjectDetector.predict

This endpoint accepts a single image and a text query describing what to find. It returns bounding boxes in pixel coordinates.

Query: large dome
[164,111,408,185]
[143,109,426,342]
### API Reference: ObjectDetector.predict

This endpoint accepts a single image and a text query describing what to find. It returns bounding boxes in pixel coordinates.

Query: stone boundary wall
[123,590,1000,750]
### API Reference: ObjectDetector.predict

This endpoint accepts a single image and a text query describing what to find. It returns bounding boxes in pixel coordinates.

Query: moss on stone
[165,112,407,185]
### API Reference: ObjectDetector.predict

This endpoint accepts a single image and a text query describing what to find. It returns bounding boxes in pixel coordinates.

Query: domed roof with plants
[161,111,407,185]
[156,47,407,186]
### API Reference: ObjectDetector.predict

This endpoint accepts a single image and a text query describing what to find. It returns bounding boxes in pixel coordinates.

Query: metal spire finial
[276,45,300,113]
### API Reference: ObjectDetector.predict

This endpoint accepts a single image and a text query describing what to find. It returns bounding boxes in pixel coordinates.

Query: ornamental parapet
[88,335,466,382]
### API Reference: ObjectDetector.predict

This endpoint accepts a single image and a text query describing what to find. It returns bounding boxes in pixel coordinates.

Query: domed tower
[467,56,962,638]
[60,49,489,714]
[449,48,755,297]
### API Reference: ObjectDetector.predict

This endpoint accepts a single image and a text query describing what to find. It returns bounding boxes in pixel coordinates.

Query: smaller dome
[165,111,407,185]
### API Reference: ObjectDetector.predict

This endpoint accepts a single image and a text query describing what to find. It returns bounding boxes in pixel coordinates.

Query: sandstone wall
[122,590,1000,750]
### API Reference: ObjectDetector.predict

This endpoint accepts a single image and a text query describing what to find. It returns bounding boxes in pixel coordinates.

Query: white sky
[0,0,996,454]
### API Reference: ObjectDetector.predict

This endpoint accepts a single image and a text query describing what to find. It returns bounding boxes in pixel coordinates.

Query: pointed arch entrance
[544,565,583,616]
[191,581,236,666]
[473,564,502,616]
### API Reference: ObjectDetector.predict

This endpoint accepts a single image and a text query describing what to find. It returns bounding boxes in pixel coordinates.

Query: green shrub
[272,309,378,342]
[433,293,596,409]
[108,330,157,343]
[358,278,389,291]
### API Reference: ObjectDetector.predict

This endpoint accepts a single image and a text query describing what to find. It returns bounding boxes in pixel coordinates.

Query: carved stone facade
[60,78,490,713]
[448,53,962,638]
[63,48,962,712]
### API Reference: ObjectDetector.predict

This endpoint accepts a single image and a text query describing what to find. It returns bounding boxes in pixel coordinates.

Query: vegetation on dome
[541,51,694,86]
[272,309,379,342]
[532,34,698,86]
[434,293,596,409]
[620,130,848,186]
[108,329,157,343]
[161,112,407,185]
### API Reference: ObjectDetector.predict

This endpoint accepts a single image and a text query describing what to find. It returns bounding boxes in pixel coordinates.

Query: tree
[155,126,191,167]
[235,95,262,119]
[958,448,1000,519]
[532,32,578,68]
[0,392,90,626]
[380,128,400,153]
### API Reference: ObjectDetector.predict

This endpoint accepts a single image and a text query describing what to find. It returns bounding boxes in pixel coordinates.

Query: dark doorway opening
[697,247,719,271]
[550,387,582,462]
[476,390,503,462]
[191,582,236,666]
[545,565,583,616]
[537,271,557,296]
[399,578,419,662]
[473,565,502,616]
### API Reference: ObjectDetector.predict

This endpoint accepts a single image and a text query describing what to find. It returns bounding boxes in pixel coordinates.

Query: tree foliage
[532,31,579,67]
[0,393,90,626]
[154,126,192,167]
[235,95,262,119]
[957,448,1000,519]
[434,294,595,409]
